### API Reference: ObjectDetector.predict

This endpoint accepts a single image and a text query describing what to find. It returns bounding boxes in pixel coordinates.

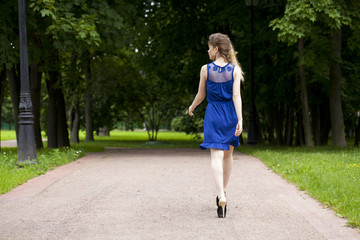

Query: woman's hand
[235,121,243,137]
[188,105,195,116]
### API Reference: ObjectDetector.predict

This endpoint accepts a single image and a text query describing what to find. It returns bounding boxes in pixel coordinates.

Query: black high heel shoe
[217,196,227,218]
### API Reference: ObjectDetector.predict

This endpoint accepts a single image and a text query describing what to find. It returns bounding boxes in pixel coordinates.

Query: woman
[188,33,244,218]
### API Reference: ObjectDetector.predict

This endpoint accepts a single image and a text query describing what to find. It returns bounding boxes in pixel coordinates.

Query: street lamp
[17,0,37,164]
[245,0,258,145]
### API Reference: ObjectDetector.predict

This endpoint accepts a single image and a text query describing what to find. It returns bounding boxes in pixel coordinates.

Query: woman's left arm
[233,66,243,136]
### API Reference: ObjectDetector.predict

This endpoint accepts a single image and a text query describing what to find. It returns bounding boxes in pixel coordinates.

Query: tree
[329,28,346,146]
[270,0,353,147]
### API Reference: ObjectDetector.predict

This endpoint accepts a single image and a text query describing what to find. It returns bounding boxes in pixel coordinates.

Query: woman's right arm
[188,65,207,116]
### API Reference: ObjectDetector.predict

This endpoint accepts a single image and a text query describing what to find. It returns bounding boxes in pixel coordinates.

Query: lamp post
[245,0,258,145]
[17,0,37,164]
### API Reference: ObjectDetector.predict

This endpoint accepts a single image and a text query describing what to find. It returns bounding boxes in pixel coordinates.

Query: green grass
[0,147,86,194]
[0,130,47,141]
[0,130,17,141]
[69,131,201,152]
[239,145,360,228]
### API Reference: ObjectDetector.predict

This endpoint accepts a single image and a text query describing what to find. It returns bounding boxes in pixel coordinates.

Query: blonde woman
[188,33,244,218]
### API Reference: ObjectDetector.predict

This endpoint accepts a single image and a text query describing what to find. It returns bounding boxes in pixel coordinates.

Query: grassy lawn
[1,130,359,228]
[0,130,47,141]
[0,130,17,141]
[0,147,86,195]
[239,145,360,228]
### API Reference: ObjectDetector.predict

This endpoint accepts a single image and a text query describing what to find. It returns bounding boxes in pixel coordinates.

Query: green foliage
[240,145,360,227]
[171,113,204,141]
[30,0,104,50]
[90,53,144,131]
[0,1,19,68]
[270,0,352,44]
[2,0,359,147]
[0,96,14,130]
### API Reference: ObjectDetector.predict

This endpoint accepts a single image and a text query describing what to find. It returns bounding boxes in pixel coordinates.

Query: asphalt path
[0,148,359,240]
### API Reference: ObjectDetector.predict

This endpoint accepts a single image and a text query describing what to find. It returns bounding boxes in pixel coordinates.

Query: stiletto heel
[217,196,227,218]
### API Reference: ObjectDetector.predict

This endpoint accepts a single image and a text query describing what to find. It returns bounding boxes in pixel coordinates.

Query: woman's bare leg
[223,146,234,191]
[210,148,225,197]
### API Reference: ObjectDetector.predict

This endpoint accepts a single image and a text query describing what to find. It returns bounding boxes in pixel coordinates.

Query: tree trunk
[329,28,346,147]
[85,57,94,142]
[30,64,43,149]
[355,114,360,147]
[284,107,294,146]
[98,126,110,136]
[6,65,20,143]
[267,105,275,144]
[295,109,305,146]
[0,67,5,107]
[47,70,69,148]
[298,38,313,147]
[0,67,6,149]
[46,71,58,148]
[256,116,264,144]
[69,104,80,143]
[275,104,284,145]
[56,86,70,148]
[311,104,321,146]
[319,100,331,145]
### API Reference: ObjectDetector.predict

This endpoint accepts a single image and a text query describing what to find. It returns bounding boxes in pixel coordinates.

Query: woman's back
[206,62,234,103]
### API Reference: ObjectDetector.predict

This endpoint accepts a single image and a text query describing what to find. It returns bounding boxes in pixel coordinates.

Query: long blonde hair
[208,33,244,81]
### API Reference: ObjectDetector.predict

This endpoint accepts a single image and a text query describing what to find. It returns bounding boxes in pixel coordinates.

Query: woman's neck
[214,57,227,66]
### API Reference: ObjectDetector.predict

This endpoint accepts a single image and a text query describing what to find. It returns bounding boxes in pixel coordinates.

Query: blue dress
[200,62,240,151]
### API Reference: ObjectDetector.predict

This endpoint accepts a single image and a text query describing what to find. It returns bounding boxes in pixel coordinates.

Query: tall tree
[270,1,315,146]
[29,63,43,149]
[297,37,313,147]
[270,0,352,146]
[329,28,346,146]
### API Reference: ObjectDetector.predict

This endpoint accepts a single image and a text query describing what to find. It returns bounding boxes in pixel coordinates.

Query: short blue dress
[200,62,240,151]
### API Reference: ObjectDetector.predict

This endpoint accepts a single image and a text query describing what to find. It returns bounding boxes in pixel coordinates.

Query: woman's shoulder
[233,65,244,82]
[231,64,242,74]
[202,63,211,69]
[200,64,209,73]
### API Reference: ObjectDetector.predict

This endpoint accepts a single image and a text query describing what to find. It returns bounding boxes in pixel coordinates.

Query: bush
[171,114,204,141]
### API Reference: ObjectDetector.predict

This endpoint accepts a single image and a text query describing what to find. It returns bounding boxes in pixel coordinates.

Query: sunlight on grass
[72,131,202,151]
[0,130,17,141]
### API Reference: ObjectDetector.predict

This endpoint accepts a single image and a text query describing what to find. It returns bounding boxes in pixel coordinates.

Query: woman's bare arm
[233,66,243,136]
[188,65,207,116]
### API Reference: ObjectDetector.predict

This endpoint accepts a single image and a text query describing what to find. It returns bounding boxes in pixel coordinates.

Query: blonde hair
[208,33,244,81]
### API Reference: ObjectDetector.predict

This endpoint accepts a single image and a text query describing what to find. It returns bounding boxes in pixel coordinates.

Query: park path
[0,148,359,240]
[0,140,17,148]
